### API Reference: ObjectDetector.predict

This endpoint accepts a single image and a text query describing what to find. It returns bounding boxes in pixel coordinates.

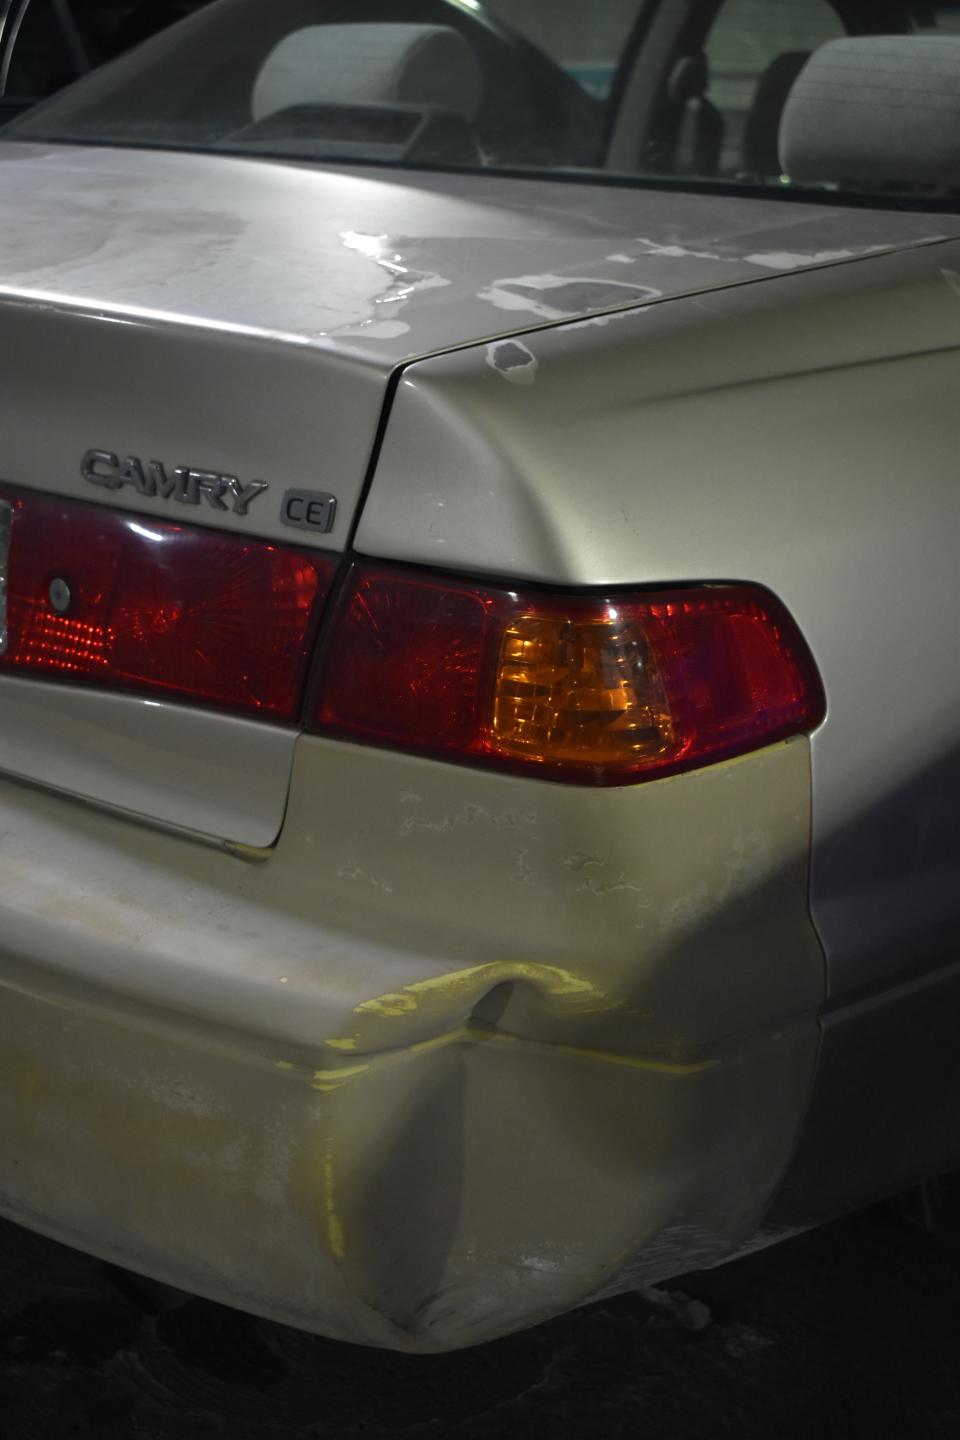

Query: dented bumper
[0,736,824,1351]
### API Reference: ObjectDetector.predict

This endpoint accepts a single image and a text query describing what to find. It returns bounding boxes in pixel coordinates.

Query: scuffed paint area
[0,142,951,375]
[348,961,610,1033]
[0,730,826,1351]
[478,273,660,321]
[743,246,891,271]
[630,234,896,271]
[0,981,816,1352]
[333,229,451,340]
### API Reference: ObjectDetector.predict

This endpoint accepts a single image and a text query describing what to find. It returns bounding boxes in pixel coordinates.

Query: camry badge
[81,450,269,517]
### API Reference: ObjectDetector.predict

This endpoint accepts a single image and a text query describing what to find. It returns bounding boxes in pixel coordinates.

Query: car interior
[2,0,959,198]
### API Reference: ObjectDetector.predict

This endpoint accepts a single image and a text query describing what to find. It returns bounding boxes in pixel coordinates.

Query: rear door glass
[2,0,212,106]
[69,1,213,61]
[920,2,960,29]
[703,0,845,177]
[483,0,640,98]
[3,0,78,101]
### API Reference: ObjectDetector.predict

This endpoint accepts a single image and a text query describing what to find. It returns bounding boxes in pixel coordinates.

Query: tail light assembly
[0,487,825,786]
[309,563,825,785]
[0,488,334,719]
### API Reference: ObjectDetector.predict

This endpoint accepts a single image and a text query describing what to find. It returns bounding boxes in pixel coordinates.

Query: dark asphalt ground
[2,1193,960,1439]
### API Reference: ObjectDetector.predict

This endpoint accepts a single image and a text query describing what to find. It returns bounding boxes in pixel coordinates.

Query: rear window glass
[3,0,959,206]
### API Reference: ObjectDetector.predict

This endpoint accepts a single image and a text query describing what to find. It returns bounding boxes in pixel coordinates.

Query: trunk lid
[0,140,951,843]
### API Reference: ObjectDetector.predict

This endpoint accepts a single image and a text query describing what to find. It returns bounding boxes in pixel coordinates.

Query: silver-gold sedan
[0,0,958,1353]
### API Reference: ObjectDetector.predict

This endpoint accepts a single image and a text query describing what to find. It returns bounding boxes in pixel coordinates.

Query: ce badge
[280,489,338,535]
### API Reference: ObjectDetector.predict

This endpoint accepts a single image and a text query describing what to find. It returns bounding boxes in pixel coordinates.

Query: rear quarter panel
[358,239,960,1007]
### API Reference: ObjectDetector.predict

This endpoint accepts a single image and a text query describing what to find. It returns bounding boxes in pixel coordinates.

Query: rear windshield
[4,0,960,204]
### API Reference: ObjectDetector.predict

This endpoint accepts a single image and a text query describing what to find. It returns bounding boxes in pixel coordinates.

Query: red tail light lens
[311,564,825,784]
[0,488,334,719]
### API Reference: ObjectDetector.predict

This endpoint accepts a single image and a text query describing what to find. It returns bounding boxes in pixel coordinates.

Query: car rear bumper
[0,734,824,1352]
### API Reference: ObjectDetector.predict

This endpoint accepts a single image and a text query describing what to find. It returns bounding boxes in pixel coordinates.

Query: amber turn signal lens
[492,612,675,765]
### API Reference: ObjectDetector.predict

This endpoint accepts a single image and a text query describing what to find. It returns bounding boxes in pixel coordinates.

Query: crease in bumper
[309,1022,719,1092]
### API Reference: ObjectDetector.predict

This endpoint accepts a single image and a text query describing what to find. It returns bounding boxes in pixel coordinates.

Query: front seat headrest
[252,23,483,125]
[779,35,960,189]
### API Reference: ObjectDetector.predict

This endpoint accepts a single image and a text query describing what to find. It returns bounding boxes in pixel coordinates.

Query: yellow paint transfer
[322,1136,346,1260]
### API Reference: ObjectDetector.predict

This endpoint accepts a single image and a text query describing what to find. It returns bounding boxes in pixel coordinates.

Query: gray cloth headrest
[779,35,960,189]
[252,23,483,124]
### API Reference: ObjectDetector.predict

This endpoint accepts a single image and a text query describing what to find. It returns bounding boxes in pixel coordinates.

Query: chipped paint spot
[275,1060,294,1072]
[512,848,533,883]
[486,338,539,385]
[335,858,394,894]
[564,853,602,871]
[477,273,659,321]
[630,235,895,273]
[356,992,420,1018]
[576,872,648,899]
